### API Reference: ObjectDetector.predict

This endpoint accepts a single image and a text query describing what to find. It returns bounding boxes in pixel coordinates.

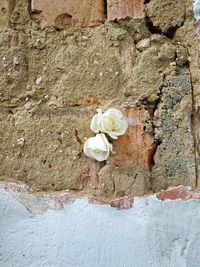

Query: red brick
[156,186,200,201]
[78,97,99,107]
[111,197,134,209]
[113,108,156,169]
[31,0,105,29]
[107,0,145,21]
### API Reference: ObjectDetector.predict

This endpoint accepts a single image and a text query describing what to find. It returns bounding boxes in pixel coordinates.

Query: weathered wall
[0,0,198,199]
[1,1,200,266]
[1,184,200,267]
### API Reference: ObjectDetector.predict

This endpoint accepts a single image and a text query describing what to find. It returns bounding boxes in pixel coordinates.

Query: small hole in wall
[144,0,151,4]
[51,182,55,187]
[1,7,7,14]
[49,164,52,168]
[145,17,162,35]
[55,13,72,28]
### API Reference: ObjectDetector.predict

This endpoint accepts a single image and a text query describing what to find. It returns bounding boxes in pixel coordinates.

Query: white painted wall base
[1,186,200,267]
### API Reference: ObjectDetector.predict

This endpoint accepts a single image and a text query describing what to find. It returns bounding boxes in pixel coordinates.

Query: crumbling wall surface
[2,184,200,267]
[1,1,200,267]
[193,0,200,191]
[0,0,199,200]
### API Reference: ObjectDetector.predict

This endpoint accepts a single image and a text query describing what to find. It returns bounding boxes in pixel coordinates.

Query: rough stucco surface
[0,0,198,198]
[1,185,200,267]
[1,1,200,266]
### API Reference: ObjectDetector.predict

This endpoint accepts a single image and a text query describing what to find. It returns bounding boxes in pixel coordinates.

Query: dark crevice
[125,174,138,192]
[145,16,162,35]
[8,109,14,114]
[191,113,198,189]
[140,75,165,174]
[144,0,151,4]
[146,78,165,192]
[75,130,83,145]
[164,26,180,39]
[104,0,107,19]
[188,64,198,188]
[147,141,160,171]
[145,16,185,39]
[141,84,164,116]
[112,179,116,195]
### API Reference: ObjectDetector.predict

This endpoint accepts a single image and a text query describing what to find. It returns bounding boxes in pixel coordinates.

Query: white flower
[90,108,128,139]
[83,133,112,161]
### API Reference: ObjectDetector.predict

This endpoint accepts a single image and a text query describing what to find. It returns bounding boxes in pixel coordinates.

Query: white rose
[83,133,112,161]
[90,108,128,139]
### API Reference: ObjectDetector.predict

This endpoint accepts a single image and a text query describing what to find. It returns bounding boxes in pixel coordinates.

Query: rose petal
[113,118,128,136]
[93,134,109,151]
[104,108,123,118]
[83,134,112,161]
[100,133,113,152]
[106,131,118,139]
[90,113,101,133]
[90,149,109,161]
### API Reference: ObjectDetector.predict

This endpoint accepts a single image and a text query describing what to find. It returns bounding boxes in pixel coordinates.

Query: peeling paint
[1,185,200,266]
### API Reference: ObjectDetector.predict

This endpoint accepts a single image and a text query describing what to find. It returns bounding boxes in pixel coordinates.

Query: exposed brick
[31,0,105,29]
[156,186,200,201]
[113,108,155,169]
[78,97,99,107]
[107,0,145,21]
[110,197,134,209]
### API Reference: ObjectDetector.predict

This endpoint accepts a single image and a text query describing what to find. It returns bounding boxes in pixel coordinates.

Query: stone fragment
[146,0,186,34]
[124,40,176,101]
[31,0,105,29]
[175,45,189,66]
[136,38,150,52]
[110,197,134,209]
[107,0,145,21]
